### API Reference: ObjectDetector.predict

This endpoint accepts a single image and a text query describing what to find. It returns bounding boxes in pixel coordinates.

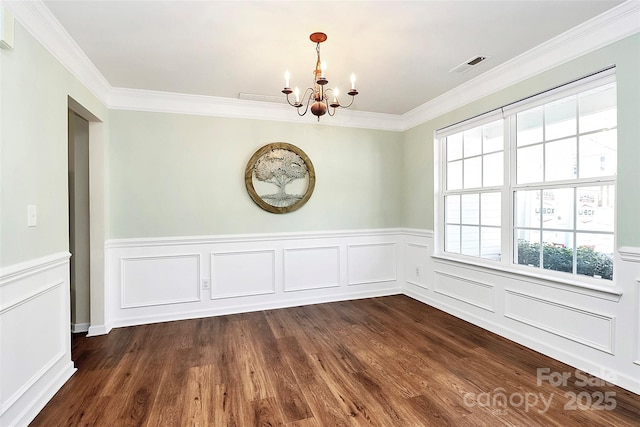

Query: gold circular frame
[245,142,316,214]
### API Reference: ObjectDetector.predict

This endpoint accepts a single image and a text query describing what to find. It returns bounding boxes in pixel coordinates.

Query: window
[444,120,504,260]
[438,70,616,282]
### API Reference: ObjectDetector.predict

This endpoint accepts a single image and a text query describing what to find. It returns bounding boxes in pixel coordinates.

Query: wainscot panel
[0,253,75,427]
[504,290,615,354]
[637,272,640,365]
[121,254,200,308]
[283,246,340,292]
[405,242,430,290]
[211,250,275,299]
[105,229,404,330]
[434,270,495,312]
[347,242,397,285]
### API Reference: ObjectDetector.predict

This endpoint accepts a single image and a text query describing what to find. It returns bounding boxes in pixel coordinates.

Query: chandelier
[282,32,358,120]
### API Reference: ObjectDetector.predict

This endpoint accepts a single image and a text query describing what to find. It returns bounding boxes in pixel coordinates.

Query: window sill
[431,253,623,302]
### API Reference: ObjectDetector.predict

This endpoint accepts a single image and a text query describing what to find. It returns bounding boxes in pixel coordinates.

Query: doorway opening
[67,96,105,337]
[68,110,90,333]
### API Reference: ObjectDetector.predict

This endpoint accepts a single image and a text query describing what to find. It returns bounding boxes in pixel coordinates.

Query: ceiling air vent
[450,55,489,74]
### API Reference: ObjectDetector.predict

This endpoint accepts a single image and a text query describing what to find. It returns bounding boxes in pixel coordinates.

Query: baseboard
[110,287,402,329]
[5,362,76,427]
[86,324,111,337]
[71,323,90,333]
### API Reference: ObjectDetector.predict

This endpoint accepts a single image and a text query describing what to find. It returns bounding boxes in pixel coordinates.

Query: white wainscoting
[105,229,405,329]
[0,252,75,427]
[619,247,640,367]
[403,229,640,395]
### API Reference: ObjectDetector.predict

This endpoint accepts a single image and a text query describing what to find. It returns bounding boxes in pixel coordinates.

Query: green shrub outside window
[517,240,613,280]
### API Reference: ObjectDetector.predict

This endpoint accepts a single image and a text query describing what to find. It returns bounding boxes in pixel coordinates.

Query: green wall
[108,111,403,238]
[402,34,640,248]
[0,23,107,267]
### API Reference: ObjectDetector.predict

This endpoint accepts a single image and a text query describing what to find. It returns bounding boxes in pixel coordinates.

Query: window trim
[434,68,617,288]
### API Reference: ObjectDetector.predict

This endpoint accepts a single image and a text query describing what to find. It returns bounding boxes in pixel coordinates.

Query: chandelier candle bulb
[333,89,338,103]
[294,87,300,103]
[350,73,356,89]
[284,70,290,88]
[321,61,327,78]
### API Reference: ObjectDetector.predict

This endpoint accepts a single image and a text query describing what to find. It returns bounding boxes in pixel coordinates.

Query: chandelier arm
[301,87,315,103]
[284,93,299,108]
[300,87,315,101]
[337,95,357,109]
[295,88,316,116]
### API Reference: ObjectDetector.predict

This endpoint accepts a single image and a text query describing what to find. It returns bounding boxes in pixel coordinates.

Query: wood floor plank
[30,296,640,426]
[309,350,393,425]
[182,364,214,427]
[145,347,192,426]
[35,370,111,427]
[245,312,314,423]
[352,347,423,399]
[275,337,355,426]
[101,324,179,426]
[405,394,459,426]
[251,397,285,426]
[229,319,271,402]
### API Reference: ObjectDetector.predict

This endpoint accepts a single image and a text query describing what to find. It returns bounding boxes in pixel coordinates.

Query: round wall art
[244,142,316,214]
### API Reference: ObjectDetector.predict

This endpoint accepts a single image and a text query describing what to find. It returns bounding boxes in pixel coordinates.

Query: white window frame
[434,68,617,287]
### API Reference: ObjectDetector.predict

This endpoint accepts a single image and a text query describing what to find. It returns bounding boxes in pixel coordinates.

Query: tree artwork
[245,143,315,213]
[253,148,309,207]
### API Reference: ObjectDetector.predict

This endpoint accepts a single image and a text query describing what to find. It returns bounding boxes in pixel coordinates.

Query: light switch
[27,204,37,227]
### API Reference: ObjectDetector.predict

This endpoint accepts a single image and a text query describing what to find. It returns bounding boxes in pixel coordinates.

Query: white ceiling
[41,0,624,116]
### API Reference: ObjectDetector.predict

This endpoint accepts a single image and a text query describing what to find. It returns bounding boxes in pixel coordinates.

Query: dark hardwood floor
[32,295,640,426]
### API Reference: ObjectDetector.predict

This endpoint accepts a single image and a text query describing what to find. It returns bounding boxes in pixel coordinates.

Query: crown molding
[108,88,404,131]
[401,0,640,131]
[5,0,402,130]
[4,0,111,102]
[6,1,639,132]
